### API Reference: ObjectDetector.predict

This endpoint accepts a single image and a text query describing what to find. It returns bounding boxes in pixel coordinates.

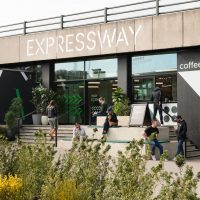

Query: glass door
[88,79,117,124]
[55,81,85,124]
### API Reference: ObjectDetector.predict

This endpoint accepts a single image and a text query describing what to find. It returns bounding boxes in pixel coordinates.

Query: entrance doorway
[88,79,117,124]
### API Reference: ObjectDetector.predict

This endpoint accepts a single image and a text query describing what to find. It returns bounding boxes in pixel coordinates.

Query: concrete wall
[1,9,200,64]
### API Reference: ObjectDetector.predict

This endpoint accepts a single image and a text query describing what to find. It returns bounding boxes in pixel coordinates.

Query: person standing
[151,87,164,125]
[72,122,87,143]
[143,119,163,160]
[102,107,118,139]
[175,115,187,157]
[46,100,58,140]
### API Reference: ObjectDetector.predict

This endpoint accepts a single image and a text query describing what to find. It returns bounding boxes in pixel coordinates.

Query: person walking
[175,115,187,157]
[46,100,58,140]
[143,119,163,160]
[151,87,164,125]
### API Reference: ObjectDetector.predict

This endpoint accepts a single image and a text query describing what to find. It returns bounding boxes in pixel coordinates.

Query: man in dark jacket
[151,87,163,125]
[175,115,187,156]
[102,107,118,139]
[97,97,108,116]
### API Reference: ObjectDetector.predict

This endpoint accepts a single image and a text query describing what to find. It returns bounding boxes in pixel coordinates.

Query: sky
[0,0,199,26]
[0,0,135,25]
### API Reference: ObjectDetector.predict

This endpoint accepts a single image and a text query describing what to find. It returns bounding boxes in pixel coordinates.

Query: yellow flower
[0,174,22,198]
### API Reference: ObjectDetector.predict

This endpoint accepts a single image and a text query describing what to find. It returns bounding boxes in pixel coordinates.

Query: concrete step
[186,153,200,159]
[20,130,73,135]
[20,139,55,144]
[19,125,73,144]
[186,145,197,151]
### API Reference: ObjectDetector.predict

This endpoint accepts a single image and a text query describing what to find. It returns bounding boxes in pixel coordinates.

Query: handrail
[0,0,200,37]
[17,110,36,139]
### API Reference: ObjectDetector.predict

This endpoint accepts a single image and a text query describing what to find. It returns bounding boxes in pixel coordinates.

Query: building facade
[1,7,200,147]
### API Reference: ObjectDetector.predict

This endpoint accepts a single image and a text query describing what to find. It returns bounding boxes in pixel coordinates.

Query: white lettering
[35,39,45,55]
[25,23,143,56]
[87,31,96,50]
[98,29,116,48]
[134,25,142,45]
[66,34,74,52]
[57,35,64,53]
[116,27,129,47]
[46,37,55,54]
[179,61,200,71]
[27,40,34,56]
[75,33,85,51]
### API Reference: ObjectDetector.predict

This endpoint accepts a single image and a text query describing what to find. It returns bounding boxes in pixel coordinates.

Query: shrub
[0,133,199,200]
[4,97,23,129]
[31,86,56,114]
[0,126,7,136]
[0,175,22,200]
[112,87,130,116]
[15,131,55,200]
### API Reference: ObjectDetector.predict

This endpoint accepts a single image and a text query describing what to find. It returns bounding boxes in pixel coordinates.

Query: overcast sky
[0,0,134,25]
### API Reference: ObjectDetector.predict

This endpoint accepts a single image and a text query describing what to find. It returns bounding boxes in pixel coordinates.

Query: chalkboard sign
[129,103,148,126]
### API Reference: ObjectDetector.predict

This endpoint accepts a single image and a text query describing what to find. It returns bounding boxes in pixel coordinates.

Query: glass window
[132,53,177,75]
[55,61,84,81]
[133,77,154,101]
[85,58,117,79]
[55,81,85,124]
[155,75,177,102]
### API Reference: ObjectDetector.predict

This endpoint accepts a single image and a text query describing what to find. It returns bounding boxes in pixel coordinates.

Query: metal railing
[17,110,36,139]
[0,0,200,37]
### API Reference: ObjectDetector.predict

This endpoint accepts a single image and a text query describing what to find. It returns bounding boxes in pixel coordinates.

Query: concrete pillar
[41,63,54,89]
[117,55,132,99]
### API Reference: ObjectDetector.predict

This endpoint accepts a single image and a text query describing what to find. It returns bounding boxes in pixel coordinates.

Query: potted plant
[40,88,56,125]
[31,86,56,125]
[112,87,131,126]
[31,87,43,125]
[4,97,23,141]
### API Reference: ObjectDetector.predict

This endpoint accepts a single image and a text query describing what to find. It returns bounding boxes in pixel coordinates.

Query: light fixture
[112,84,118,86]
[134,79,140,82]
[156,82,163,85]
[57,84,66,87]
[88,82,100,84]
[88,86,99,88]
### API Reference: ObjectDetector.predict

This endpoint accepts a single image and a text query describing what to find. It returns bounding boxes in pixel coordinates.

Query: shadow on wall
[0,70,35,124]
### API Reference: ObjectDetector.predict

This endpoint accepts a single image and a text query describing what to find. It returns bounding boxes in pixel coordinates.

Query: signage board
[129,103,147,126]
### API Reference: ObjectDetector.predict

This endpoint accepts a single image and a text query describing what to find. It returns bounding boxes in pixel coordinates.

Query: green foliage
[0,126,7,136]
[31,86,56,114]
[0,139,19,176]
[175,154,186,168]
[4,97,23,129]
[4,111,16,129]
[112,87,130,116]
[55,94,66,114]
[58,141,111,200]
[0,134,199,200]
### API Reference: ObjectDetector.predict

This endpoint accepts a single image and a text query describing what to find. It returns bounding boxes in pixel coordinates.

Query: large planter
[97,116,130,127]
[6,127,17,141]
[32,114,42,125]
[41,115,49,125]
